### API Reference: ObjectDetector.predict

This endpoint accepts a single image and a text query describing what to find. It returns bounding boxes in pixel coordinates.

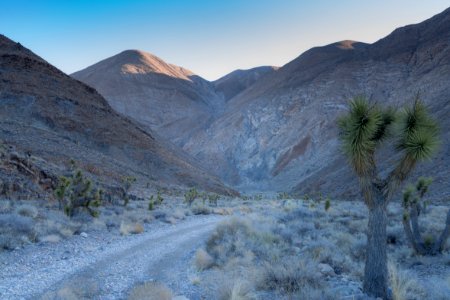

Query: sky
[1,0,449,80]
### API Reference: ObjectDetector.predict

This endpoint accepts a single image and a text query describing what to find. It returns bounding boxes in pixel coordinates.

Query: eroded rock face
[0,35,235,196]
[184,8,450,198]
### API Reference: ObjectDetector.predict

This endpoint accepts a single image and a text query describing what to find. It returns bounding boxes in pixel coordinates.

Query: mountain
[184,7,450,199]
[214,66,278,101]
[0,34,235,198]
[71,50,223,146]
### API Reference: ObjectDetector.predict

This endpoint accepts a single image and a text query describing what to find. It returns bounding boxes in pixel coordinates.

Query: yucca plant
[338,95,439,298]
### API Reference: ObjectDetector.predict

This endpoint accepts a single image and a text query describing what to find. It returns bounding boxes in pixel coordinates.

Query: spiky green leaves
[395,99,439,162]
[338,96,394,176]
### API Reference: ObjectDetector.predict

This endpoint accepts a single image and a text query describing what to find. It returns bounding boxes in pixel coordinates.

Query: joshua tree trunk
[364,200,388,299]
[433,209,450,254]
[403,203,450,255]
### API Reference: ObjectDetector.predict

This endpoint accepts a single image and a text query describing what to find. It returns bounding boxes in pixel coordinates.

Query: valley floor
[0,196,449,299]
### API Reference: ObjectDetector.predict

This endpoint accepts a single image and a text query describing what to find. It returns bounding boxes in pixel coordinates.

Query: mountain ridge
[70,7,450,199]
[0,34,236,198]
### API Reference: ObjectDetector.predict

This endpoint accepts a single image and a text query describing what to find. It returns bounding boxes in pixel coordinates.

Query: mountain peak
[75,49,195,81]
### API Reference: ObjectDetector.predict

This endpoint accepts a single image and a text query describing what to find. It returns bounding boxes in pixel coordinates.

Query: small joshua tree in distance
[402,177,450,255]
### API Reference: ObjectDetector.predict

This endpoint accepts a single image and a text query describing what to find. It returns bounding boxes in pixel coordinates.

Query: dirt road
[0,215,222,299]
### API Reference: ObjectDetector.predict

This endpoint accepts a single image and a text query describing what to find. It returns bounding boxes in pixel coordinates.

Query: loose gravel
[0,215,224,299]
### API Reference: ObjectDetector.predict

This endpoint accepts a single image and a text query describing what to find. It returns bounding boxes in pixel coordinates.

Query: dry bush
[41,277,99,300]
[0,200,12,213]
[195,248,214,270]
[120,221,144,235]
[0,213,35,249]
[40,234,61,243]
[15,204,39,218]
[127,281,173,300]
[389,263,425,300]
[191,203,211,215]
[217,280,255,300]
[259,256,322,294]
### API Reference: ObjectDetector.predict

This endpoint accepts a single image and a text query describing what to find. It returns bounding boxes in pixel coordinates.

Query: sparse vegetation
[324,197,331,212]
[127,281,173,300]
[121,176,136,206]
[338,96,439,298]
[208,193,220,206]
[55,170,102,218]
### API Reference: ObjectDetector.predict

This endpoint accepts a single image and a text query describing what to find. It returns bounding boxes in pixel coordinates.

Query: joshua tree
[55,170,102,217]
[338,96,439,298]
[121,176,136,206]
[184,187,198,206]
[402,177,450,255]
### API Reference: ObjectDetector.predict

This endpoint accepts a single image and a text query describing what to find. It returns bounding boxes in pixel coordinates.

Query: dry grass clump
[127,281,173,300]
[15,204,39,218]
[120,221,144,235]
[200,213,336,297]
[217,280,255,300]
[0,213,35,249]
[389,263,426,300]
[195,248,214,270]
[191,203,211,215]
[259,256,322,294]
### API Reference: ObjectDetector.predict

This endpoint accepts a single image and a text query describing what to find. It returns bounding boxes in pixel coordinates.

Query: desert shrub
[206,218,256,266]
[0,200,12,213]
[389,263,425,300]
[324,197,331,211]
[0,213,35,249]
[191,203,211,215]
[195,248,214,270]
[217,280,255,300]
[259,256,322,294]
[127,281,173,300]
[15,204,38,218]
[120,221,144,235]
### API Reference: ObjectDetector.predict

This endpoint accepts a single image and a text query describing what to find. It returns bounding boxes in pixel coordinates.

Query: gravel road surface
[0,215,223,299]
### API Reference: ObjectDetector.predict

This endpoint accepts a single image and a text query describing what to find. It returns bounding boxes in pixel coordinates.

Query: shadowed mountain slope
[184,8,450,199]
[0,35,235,197]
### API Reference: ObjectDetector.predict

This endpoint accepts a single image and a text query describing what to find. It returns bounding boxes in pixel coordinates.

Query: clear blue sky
[1,0,449,80]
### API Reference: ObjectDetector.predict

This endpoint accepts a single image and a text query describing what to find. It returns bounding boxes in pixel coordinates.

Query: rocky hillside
[184,7,450,199]
[213,66,278,102]
[0,35,235,198]
[69,8,449,200]
[72,50,223,146]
